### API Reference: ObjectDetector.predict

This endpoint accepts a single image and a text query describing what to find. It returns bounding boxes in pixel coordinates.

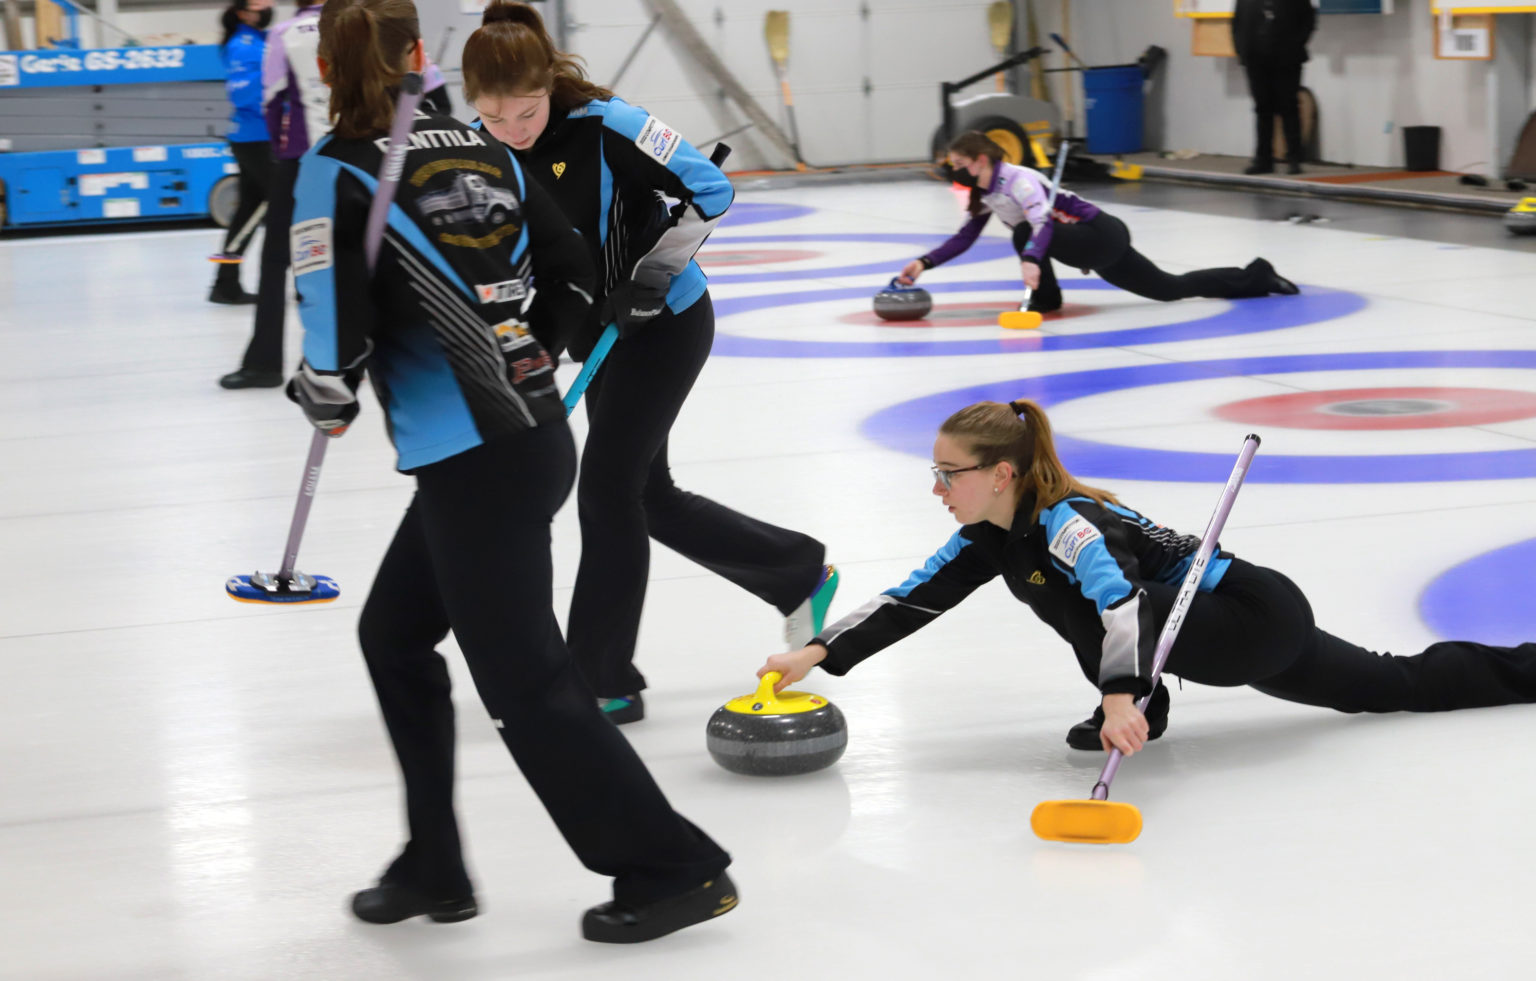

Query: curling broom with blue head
[226,72,426,605]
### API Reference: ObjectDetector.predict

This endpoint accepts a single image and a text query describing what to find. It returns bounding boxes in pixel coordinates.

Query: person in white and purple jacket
[898,131,1300,315]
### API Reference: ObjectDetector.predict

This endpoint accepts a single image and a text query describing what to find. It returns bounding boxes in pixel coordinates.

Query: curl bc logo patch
[635,116,681,165]
[289,218,332,276]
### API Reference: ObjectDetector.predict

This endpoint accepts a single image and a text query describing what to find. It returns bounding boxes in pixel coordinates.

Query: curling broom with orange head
[999,137,1071,330]
[1031,433,1261,844]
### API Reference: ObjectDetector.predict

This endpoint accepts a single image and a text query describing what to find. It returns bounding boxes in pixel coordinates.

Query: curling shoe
[785,564,839,650]
[350,882,478,924]
[219,368,283,389]
[1250,257,1299,295]
[598,692,644,725]
[1066,682,1171,751]
[208,261,256,304]
[582,872,739,944]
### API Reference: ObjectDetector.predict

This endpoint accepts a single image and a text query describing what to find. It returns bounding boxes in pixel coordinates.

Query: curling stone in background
[1506,197,1536,236]
[872,277,932,322]
[706,671,847,776]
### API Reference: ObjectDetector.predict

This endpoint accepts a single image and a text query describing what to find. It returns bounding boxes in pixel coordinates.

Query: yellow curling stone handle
[724,671,831,715]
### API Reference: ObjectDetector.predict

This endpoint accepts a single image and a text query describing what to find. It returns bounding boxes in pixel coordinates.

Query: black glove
[285,360,361,438]
[600,280,669,338]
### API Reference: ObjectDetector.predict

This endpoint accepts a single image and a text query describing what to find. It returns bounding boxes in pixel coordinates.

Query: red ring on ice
[837,301,1099,328]
[696,248,823,267]
[1211,386,1536,431]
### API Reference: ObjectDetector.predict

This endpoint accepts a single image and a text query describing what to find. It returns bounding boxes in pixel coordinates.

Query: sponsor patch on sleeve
[634,115,682,166]
[475,279,528,304]
[290,218,333,276]
[1049,514,1103,568]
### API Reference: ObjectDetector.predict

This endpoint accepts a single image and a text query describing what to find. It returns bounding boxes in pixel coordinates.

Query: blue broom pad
[225,574,340,604]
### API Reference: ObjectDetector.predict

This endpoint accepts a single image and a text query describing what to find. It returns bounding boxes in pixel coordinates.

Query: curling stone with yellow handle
[706,671,848,776]
[1505,197,1536,236]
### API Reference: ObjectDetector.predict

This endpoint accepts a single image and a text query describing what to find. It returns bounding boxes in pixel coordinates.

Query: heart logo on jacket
[552,162,566,178]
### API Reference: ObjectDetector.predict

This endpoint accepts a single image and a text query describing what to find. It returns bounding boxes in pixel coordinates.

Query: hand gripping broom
[226,73,426,605]
[1031,434,1261,844]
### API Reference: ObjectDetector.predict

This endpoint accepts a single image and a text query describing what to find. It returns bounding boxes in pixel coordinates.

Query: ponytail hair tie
[1008,400,1027,416]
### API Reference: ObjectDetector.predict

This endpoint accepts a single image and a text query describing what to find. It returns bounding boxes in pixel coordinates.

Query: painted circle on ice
[1420,538,1536,646]
[837,301,1103,328]
[705,234,1020,285]
[709,277,1364,358]
[860,350,1536,483]
[697,248,823,267]
[717,202,818,227]
[1212,387,1536,431]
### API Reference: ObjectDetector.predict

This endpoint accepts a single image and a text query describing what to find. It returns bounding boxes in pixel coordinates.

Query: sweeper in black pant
[208,0,273,305]
[759,398,1536,756]
[461,1,838,725]
[898,132,1300,315]
[288,0,735,943]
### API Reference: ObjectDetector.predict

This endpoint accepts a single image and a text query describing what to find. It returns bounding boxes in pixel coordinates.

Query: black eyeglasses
[931,463,987,490]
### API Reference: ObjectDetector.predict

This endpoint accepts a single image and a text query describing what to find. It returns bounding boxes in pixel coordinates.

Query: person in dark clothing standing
[899,131,1299,314]
[1233,0,1316,175]
[208,0,272,305]
[459,1,839,726]
[759,398,1536,757]
[290,0,736,943]
[220,0,329,389]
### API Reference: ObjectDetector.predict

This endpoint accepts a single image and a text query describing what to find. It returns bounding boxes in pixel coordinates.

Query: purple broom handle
[276,72,424,583]
[1092,434,1262,800]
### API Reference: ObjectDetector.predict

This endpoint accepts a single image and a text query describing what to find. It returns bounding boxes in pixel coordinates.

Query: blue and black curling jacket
[814,492,1233,697]
[500,95,733,360]
[293,110,594,471]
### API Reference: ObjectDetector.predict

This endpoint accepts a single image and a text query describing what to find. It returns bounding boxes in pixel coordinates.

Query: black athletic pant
[568,294,826,697]
[358,424,730,904]
[1244,59,1304,166]
[219,140,272,258]
[240,156,299,374]
[1012,213,1274,308]
[1112,558,1536,712]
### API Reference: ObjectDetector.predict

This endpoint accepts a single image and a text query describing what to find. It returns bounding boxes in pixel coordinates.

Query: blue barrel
[1083,65,1144,155]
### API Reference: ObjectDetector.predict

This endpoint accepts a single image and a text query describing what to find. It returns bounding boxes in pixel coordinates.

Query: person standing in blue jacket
[289,0,736,942]
[460,1,839,726]
[758,399,1536,756]
[208,0,273,305]
[220,0,330,388]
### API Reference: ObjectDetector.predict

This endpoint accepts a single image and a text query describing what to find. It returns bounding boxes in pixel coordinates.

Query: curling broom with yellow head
[1031,433,1261,844]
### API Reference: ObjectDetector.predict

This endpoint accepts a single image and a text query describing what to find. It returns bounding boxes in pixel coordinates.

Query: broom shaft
[1092,434,1262,799]
[1020,137,1072,310]
[276,74,424,583]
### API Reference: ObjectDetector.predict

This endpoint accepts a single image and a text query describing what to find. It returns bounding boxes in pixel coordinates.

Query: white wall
[13,1,1534,173]
[560,0,1001,169]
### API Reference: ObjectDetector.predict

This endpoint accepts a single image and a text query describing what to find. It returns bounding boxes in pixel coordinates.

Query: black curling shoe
[1250,257,1300,296]
[1066,683,1171,751]
[581,872,739,944]
[350,883,478,924]
[219,368,284,390]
